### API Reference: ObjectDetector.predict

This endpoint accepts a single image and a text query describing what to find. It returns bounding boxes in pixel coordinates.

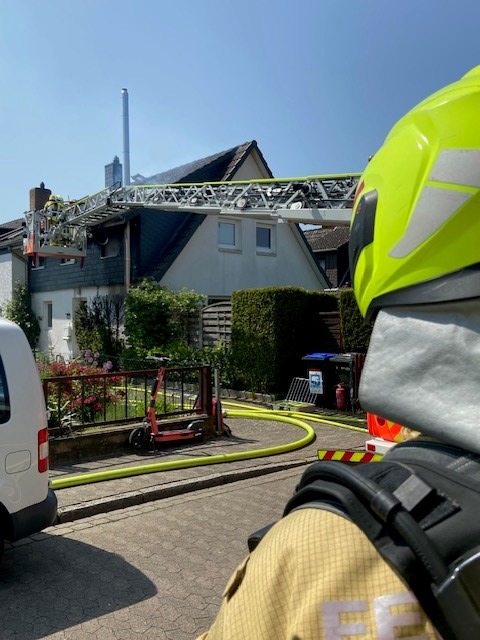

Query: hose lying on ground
[51,404,366,490]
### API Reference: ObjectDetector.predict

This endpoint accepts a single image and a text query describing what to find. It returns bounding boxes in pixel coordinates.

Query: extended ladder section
[23,174,360,259]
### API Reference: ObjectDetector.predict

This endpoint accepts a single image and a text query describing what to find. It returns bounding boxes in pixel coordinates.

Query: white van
[0,318,57,559]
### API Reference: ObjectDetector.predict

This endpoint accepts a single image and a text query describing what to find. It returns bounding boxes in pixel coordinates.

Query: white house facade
[0,250,28,316]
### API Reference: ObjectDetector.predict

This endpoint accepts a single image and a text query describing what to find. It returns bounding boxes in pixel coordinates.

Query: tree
[124,280,205,351]
[74,294,125,360]
[4,283,40,349]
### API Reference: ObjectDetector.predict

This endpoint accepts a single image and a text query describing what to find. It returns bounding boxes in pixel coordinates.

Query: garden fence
[43,365,213,436]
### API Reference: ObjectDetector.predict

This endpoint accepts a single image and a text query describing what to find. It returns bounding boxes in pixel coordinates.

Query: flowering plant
[79,349,114,371]
[38,354,120,431]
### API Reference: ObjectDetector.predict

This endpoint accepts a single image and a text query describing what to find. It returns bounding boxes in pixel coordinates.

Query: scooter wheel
[129,427,149,450]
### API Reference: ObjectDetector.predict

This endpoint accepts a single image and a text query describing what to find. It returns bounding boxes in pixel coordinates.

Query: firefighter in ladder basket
[197,67,480,640]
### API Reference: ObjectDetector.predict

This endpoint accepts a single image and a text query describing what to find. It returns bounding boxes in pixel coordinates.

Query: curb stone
[55,458,314,524]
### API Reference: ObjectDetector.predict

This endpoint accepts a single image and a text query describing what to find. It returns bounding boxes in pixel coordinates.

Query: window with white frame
[218,220,241,251]
[256,224,275,253]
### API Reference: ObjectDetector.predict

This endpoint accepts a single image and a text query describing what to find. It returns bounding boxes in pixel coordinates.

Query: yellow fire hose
[50,404,366,490]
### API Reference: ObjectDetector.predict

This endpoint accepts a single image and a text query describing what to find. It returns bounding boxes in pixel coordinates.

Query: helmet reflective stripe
[430,149,480,187]
[389,187,470,258]
[388,147,480,259]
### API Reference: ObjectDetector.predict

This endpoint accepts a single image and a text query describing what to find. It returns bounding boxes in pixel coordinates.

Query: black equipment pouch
[249,440,480,640]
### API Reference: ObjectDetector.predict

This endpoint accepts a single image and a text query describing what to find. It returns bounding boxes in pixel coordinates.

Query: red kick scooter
[129,356,204,450]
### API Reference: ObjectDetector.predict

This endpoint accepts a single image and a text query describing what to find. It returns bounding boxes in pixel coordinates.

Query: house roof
[0,218,25,249]
[132,140,273,185]
[0,218,23,235]
[303,226,350,252]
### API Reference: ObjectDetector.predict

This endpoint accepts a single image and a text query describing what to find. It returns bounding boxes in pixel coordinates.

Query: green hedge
[338,289,373,352]
[230,287,338,394]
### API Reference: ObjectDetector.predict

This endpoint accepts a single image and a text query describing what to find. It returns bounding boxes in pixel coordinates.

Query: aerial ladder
[22,173,360,260]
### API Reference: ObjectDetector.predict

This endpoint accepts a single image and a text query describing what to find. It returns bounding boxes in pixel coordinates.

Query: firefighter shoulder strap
[257,440,480,640]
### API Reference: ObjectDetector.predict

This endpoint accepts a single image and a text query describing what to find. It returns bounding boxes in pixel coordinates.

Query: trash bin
[302,353,337,408]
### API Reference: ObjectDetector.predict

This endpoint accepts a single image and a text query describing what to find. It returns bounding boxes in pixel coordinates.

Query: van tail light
[38,428,49,473]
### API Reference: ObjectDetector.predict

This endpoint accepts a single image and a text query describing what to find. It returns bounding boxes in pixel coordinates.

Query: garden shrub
[230,286,338,394]
[119,347,158,371]
[338,288,373,352]
[4,283,40,349]
[124,280,206,352]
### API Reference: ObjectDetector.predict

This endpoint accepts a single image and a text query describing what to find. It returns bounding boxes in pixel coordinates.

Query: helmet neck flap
[360,299,480,454]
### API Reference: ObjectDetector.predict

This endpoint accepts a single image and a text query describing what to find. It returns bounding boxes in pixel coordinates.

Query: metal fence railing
[43,366,213,436]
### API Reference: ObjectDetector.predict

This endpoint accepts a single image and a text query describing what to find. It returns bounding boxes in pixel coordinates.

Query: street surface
[1,413,369,639]
[1,469,300,640]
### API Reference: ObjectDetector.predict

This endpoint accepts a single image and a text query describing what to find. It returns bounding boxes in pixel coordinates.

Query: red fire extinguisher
[335,383,347,411]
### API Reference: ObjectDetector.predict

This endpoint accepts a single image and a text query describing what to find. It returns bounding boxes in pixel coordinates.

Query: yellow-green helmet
[350,66,480,320]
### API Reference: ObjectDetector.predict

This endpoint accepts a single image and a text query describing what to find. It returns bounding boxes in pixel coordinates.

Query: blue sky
[1,0,480,223]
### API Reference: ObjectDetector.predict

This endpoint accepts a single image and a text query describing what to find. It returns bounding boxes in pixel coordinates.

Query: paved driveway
[1,469,300,640]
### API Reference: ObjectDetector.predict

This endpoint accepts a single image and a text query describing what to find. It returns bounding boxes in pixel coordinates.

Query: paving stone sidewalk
[50,414,369,523]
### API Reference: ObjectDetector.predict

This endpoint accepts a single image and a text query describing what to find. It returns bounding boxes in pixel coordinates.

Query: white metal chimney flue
[122,88,130,186]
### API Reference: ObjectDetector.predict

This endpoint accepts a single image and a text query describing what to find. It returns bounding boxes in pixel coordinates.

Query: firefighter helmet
[350,66,480,320]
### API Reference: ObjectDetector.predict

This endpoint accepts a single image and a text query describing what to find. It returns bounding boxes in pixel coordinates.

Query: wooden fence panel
[315,311,342,352]
[199,301,232,347]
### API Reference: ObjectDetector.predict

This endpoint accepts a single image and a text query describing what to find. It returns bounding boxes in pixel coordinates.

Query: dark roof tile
[132,140,272,185]
[303,226,350,251]
[0,219,25,248]
[0,218,23,235]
